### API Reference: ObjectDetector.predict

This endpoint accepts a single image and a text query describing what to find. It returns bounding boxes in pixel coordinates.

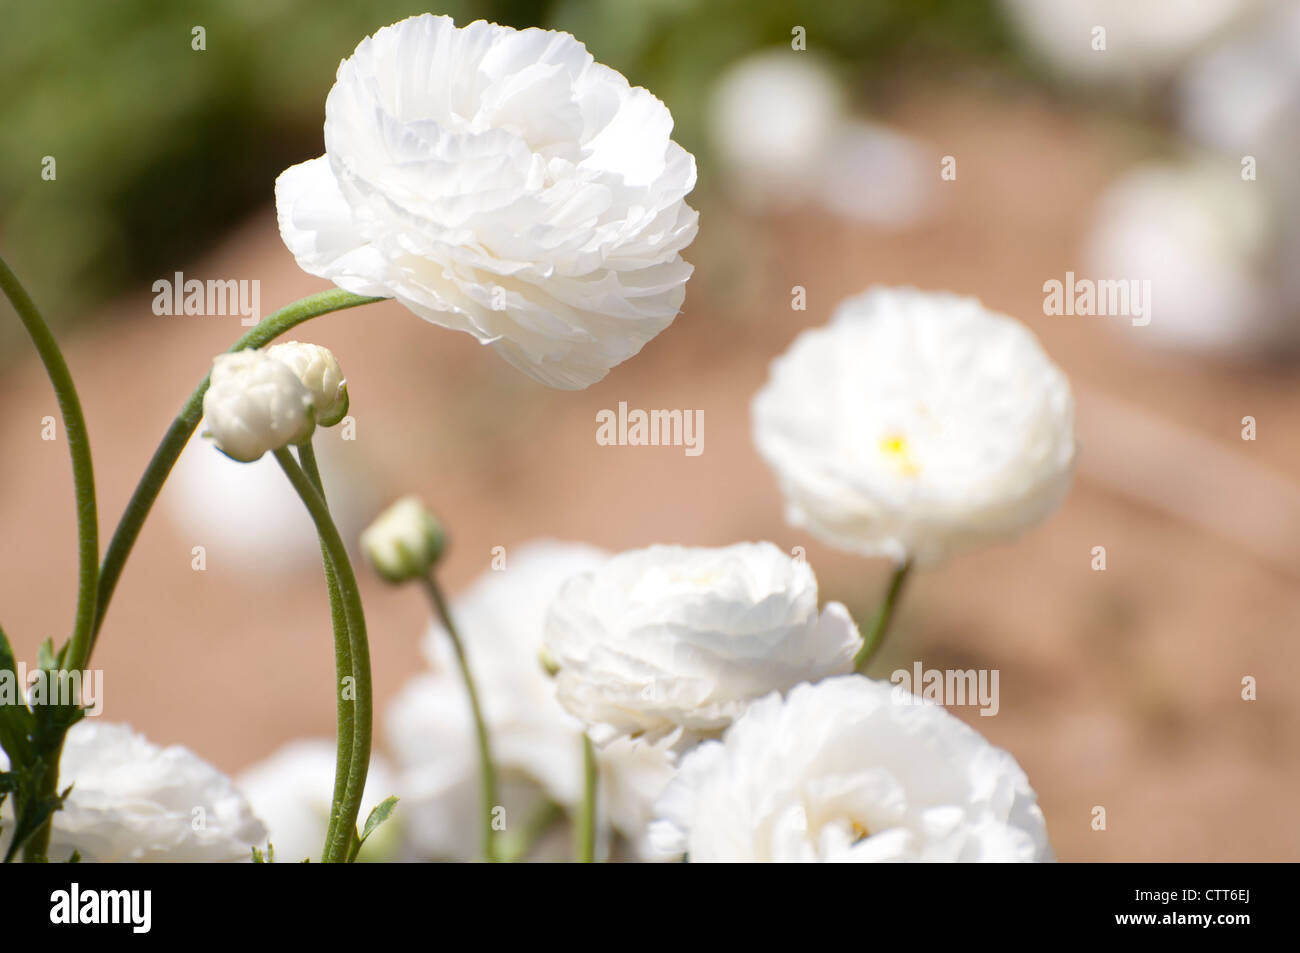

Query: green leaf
[360,796,399,841]
[347,795,399,862]
[67,850,80,863]
[3,793,62,863]
[0,625,34,767]
[36,638,55,673]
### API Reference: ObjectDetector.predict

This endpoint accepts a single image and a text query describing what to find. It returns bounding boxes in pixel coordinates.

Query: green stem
[0,256,99,863]
[577,734,597,863]
[498,799,565,863]
[273,447,373,864]
[91,289,382,654]
[0,257,98,676]
[295,441,355,862]
[421,575,500,863]
[853,559,913,672]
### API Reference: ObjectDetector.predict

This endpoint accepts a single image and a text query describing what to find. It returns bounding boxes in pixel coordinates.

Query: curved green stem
[577,734,597,863]
[91,289,383,654]
[853,559,913,672]
[273,447,373,864]
[421,575,500,863]
[296,441,355,862]
[0,256,99,863]
[0,256,98,675]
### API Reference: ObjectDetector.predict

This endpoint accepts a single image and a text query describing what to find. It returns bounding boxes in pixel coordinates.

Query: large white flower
[235,740,396,863]
[1,722,265,863]
[386,541,674,860]
[651,677,1053,862]
[276,14,698,390]
[751,287,1076,567]
[544,542,861,746]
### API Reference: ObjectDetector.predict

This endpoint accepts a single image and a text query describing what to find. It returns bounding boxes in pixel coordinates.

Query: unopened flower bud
[361,497,446,584]
[265,341,349,427]
[202,351,315,462]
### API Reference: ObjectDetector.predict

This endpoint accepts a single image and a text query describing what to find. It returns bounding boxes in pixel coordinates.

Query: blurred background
[2,0,1298,860]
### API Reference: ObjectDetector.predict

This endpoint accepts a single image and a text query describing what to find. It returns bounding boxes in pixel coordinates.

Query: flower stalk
[420,574,500,863]
[853,559,913,672]
[92,289,383,651]
[295,441,357,861]
[273,447,374,863]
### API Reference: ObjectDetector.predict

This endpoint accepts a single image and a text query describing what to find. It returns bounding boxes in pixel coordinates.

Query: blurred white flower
[1084,161,1291,358]
[1000,0,1256,90]
[202,350,315,462]
[276,14,698,390]
[360,497,446,584]
[651,676,1053,862]
[236,740,396,863]
[544,542,861,746]
[1177,1,1300,167]
[163,431,373,575]
[709,51,935,226]
[265,341,349,427]
[751,287,1076,567]
[1,722,265,863]
[386,541,674,860]
[709,52,843,212]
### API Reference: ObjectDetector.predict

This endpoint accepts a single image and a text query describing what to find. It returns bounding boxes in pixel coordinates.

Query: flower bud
[265,341,349,427]
[360,497,446,584]
[202,351,316,462]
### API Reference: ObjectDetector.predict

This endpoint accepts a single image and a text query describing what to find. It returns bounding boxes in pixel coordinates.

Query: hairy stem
[274,447,373,863]
[296,441,356,861]
[92,289,383,653]
[0,256,99,862]
[421,575,501,863]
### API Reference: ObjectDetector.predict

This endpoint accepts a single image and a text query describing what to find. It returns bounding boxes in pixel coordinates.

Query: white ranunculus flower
[651,676,1054,862]
[543,542,861,746]
[202,350,316,462]
[387,540,675,861]
[236,740,396,863]
[751,287,1076,568]
[0,722,265,863]
[265,341,349,427]
[276,14,699,390]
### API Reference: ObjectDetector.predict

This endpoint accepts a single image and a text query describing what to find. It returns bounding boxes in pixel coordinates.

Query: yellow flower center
[879,433,919,476]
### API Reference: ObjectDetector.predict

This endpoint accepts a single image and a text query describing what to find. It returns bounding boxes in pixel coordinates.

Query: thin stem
[421,574,500,863]
[853,559,913,672]
[296,441,355,862]
[0,256,98,675]
[0,256,99,863]
[91,289,383,654]
[498,798,565,864]
[273,447,373,864]
[577,734,597,863]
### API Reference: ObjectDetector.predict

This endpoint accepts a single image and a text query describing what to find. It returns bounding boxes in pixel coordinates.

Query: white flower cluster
[202,341,347,462]
[11,15,1081,867]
